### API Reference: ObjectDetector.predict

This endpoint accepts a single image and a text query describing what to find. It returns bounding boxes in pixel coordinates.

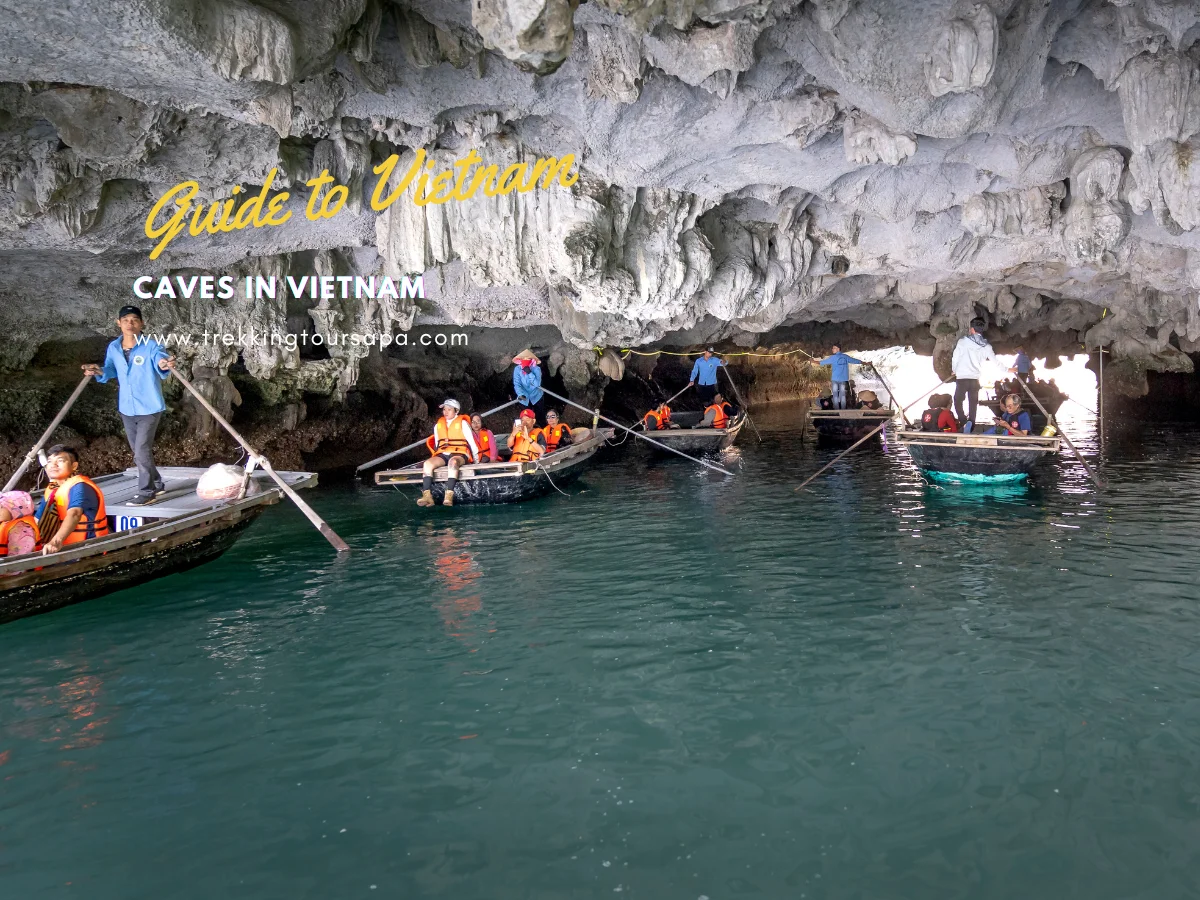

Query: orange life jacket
[510,431,544,462]
[431,415,476,458]
[706,403,729,429]
[45,475,109,546]
[0,515,38,556]
[475,429,497,462]
[643,406,670,430]
[541,422,571,451]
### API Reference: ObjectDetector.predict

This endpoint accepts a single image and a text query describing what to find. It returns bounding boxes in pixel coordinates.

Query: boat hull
[376,429,613,505]
[809,409,893,442]
[0,466,316,625]
[897,430,1060,480]
[644,412,745,454]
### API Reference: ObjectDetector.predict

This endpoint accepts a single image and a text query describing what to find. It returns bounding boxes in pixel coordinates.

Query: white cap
[441,398,460,410]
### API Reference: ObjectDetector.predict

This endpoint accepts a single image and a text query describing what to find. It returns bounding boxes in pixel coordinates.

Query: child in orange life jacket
[418,399,478,508]
[508,409,546,462]
[35,445,110,555]
[0,490,38,557]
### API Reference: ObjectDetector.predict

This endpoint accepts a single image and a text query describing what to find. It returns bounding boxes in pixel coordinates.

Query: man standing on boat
[951,318,997,433]
[819,345,868,409]
[418,399,478,507]
[687,348,725,407]
[81,305,175,506]
[512,350,546,424]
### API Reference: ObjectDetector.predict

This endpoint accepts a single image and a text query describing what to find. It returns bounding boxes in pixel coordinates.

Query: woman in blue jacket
[82,305,175,506]
[512,349,546,424]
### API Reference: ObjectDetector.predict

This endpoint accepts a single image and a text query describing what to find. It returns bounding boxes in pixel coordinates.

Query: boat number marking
[113,515,144,531]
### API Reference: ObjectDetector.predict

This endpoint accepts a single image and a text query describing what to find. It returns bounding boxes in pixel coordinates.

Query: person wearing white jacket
[951,318,996,432]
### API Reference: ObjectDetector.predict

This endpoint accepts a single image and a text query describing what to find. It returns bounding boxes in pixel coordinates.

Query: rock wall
[4,0,1200,444]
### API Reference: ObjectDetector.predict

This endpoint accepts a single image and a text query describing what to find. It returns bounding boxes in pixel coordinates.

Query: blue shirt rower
[819,344,868,410]
[688,347,726,405]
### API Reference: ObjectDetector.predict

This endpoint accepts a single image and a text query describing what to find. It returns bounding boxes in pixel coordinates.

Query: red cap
[520,409,536,419]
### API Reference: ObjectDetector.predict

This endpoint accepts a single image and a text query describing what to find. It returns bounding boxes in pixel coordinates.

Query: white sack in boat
[196,463,260,500]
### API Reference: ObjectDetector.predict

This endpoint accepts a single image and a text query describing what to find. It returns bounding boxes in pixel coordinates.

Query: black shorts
[433,452,468,465]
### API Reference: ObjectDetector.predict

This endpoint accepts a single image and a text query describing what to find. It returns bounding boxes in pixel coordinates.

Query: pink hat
[0,491,34,519]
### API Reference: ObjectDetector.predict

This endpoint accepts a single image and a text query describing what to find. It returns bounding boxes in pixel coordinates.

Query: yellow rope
[603,346,824,362]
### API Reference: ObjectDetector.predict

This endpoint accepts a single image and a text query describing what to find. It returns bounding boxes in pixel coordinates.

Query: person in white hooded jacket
[951,318,996,432]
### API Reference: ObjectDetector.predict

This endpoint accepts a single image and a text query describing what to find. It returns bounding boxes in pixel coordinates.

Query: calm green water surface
[2,404,1199,899]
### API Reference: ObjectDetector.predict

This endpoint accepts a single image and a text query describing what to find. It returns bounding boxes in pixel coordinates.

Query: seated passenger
[418,399,478,508]
[0,491,38,557]
[642,403,672,430]
[36,445,109,555]
[508,409,547,461]
[693,393,730,429]
[470,414,499,462]
[857,389,883,410]
[986,393,1031,436]
[816,388,834,410]
[540,410,573,453]
[920,393,959,433]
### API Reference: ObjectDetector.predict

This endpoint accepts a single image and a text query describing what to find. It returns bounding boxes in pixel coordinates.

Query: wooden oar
[634,383,693,431]
[720,364,762,442]
[1014,374,1102,487]
[3,373,93,492]
[171,370,350,553]
[794,379,948,492]
[355,399,520,473]
[541,387,734,477]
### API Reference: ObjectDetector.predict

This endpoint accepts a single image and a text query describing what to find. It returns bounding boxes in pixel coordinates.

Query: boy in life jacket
[0,491,38,557]
[36,445,109,555]
[693,393,730,429]
[470,414,500,462]
[920,393,959,432]
[540,410,573,453]
[418,399,479,508]
[508,409,546,462]
[641,402,672,430]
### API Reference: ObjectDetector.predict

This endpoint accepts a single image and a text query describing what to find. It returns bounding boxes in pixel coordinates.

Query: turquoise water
[3,404,1200,899]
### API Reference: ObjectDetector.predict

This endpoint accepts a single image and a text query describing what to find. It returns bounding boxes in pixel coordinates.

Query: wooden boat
[0,466,317,624]
[982,378,1067,432]
[641,411,745,454]
[808,407,893,442]
[375,428,614,504]
[896,430,1061,481]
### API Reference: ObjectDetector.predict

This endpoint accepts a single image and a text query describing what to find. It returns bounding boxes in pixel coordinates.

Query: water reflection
[422,525,490,649]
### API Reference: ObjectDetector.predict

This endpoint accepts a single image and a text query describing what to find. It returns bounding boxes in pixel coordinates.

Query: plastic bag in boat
[196,463,260,500]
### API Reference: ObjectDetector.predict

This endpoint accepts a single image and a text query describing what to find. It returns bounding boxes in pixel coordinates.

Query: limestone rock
[924,4,999,97]
[843,112,917,166]
[472,0,579,74]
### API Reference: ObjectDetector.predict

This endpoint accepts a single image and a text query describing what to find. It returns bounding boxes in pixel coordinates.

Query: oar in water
[1014,374,1102,487]
[3,373,93,492]
[794,379,949,492]
[720,364,762,442]
[171,370,350,553]
[540,387,734,477]
[355,399,520,473]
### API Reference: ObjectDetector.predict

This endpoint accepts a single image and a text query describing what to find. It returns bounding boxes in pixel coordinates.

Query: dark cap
[705,347,715,352]
[118,305,143,320]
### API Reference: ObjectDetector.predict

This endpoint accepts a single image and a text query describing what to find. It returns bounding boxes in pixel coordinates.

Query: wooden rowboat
[641,411,745,454]
[0,466,317,624]
[896,430,1061,481]
[808,407,893,442]
[375,428,614,504]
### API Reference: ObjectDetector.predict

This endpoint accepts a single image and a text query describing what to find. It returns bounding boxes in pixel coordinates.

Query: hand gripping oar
[3,373,93,492]
[1014,374,1102,487]
[171,370,350,553]
[540,387,734,477]
[794,379,949,492]
[720,365,762,442]
[355,399,520,473]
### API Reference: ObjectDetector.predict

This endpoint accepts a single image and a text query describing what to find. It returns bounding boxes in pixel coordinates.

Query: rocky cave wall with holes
[4,0,1200,469]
